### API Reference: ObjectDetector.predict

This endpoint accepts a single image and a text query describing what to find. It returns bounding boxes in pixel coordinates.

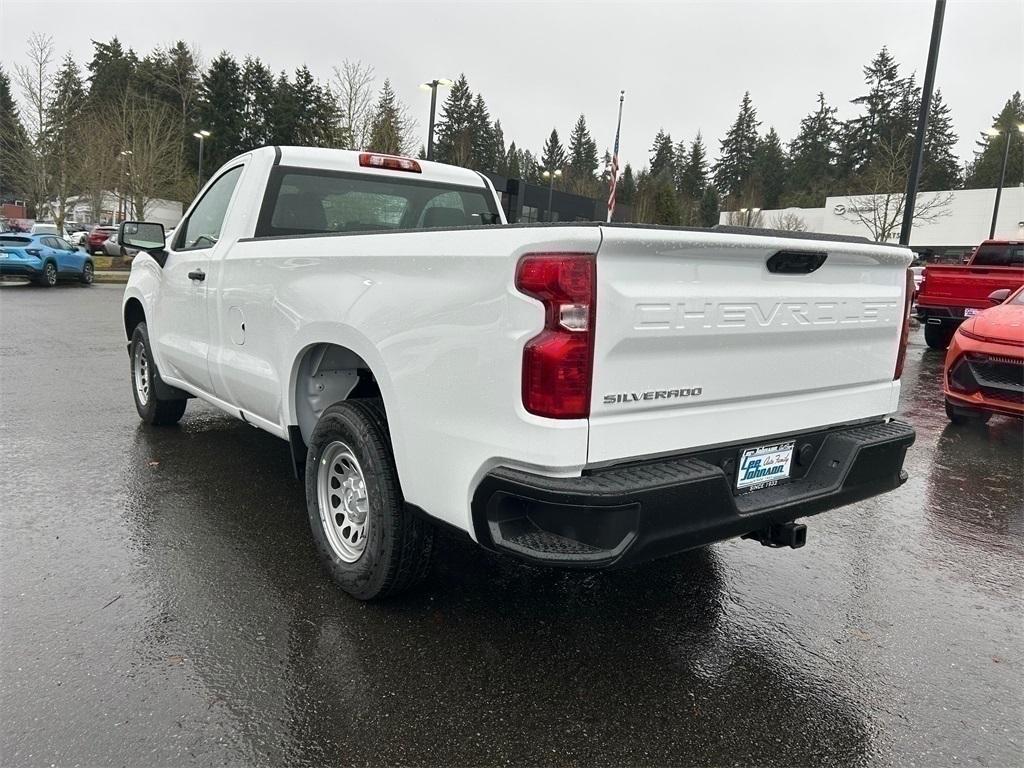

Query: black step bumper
[471,420,915,568]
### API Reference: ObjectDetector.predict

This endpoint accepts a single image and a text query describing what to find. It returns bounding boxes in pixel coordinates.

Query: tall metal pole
[607,91,625,222]
[426,82,438,161]
[197,135,205,191]
[988,130,1012,239]
[547,174,555,222]
[899,0,946,246]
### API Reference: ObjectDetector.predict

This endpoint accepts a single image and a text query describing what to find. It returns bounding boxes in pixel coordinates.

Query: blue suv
[0,233,95,286]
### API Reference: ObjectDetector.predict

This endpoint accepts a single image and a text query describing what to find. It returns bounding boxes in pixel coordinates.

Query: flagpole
[607,90,625,223]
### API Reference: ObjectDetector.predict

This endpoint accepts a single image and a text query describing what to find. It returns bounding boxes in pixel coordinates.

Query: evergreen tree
[292,65,337,146]
[134,42,201,170]
[714,92,760,197]
[492,120,507,175]
[85,37,138,106]
[787,92,840,204]
[541,127,566,173]
[0,66,30,200]
[270,71,297,145]
[964,91,1024,189]
[505,140,521,178]
[240,57,276,150]
[566,114,599,194]
[649,129,674,181]
[433,74,474,166]
[752,128,787,209]
[841,47,918,178]
[678,132,708,199]
[616,163,636,206]
[367,79,406,155]
[469,93,496,171]
[672,138,689,195]
[198,52,245,170]
[918,90,961,191]
[699,185,720,227]
[46,54,86,227]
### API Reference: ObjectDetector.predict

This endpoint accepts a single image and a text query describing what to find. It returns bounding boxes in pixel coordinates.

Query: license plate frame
[736,440,795,493]
[963,307,979,317]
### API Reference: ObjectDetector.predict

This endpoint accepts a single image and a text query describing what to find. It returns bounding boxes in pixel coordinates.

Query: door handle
[188,270,206,282]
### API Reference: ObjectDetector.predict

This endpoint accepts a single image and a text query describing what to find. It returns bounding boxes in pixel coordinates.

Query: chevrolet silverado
[119,146,916,600]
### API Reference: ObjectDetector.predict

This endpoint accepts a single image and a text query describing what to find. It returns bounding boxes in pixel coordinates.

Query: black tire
[924,323,955,350]
[945,399,991,425]
[79,261,94,285]
[129,322,187,426]
[304,399,434,600]
[40,261,58,287]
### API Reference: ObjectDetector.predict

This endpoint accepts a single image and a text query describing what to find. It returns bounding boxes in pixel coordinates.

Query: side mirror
[988,288,1011,305]
[119,221,167,267]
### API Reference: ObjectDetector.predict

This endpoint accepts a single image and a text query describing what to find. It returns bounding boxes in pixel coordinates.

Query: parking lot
[0,282,1020,767]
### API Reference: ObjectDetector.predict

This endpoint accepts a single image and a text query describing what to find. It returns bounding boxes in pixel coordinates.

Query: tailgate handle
[766,250,827,274]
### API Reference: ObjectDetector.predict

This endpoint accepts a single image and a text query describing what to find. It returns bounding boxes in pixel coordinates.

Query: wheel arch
[123,296,147,341]
[287,333,397,449]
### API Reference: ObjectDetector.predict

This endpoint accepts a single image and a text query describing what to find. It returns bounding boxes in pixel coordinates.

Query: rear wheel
[924,323,955,350]
[130,322,187,425]
[305,399,434,600]
[945,399,991,425]
[79,261,94,284]
[39,261,58,287]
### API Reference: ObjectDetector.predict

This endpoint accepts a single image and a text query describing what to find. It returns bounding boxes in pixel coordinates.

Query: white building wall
[721,186,1024,247]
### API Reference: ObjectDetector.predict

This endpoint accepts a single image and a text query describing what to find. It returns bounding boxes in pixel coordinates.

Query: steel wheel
[317,441,370,563]
[133,340,150,406]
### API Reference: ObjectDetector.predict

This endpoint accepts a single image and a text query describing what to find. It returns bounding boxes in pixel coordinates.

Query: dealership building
[721,186,1024,259]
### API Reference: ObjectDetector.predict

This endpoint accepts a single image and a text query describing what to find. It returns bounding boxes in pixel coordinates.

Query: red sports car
[943,286,1024,423]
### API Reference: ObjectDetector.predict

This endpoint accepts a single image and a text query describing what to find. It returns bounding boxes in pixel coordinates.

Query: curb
[94,271,130,284]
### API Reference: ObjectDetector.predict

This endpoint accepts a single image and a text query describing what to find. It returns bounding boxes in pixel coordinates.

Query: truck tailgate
[918,264,1024,309]
[588,228,911,464]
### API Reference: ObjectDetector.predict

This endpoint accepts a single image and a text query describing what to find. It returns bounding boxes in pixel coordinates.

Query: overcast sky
[2,0,1021,172]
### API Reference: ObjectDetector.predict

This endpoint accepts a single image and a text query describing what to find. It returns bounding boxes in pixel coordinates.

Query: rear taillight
[358,153,422,173]
[516,253,596,419]
[25,248,41,257]
[894,267,914,380]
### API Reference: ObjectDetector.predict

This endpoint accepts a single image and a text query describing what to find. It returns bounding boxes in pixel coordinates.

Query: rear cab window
[255,167,501,238]
[972,243,1024,267]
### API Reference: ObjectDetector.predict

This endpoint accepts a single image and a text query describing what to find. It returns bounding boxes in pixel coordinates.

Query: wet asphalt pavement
[1,282,1021,767]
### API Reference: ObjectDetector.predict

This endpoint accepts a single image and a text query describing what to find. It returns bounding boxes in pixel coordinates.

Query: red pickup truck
[916,240,1024,349]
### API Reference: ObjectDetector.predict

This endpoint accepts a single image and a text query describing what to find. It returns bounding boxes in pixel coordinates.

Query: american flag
[607,91,624,222]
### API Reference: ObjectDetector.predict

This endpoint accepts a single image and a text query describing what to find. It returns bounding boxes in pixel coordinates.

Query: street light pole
[542,169,562,222]
[118,150,132,223]
[420,78,453,161]
[193,129,210,191]
[899,0,946,246]
[988,126,1012,239]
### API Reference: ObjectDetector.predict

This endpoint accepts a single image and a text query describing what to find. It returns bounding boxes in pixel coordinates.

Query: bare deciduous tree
[724,208,764,227]
[840,137,953,242]
[331,59,375,150]
[770,211,808,231]
[116,95,187,219]
[13,32,55,216]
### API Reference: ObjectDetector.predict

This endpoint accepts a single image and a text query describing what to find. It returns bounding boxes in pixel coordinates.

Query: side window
[175,166,244,250]
[56,238,73,250]
[42,237,60,249]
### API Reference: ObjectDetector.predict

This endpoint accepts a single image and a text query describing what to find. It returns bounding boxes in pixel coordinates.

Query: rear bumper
[0,262,42,278]
[471,420,915,568]
[916,304,972,325]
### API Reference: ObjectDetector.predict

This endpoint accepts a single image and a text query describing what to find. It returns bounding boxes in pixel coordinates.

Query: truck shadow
[120,411,871,767]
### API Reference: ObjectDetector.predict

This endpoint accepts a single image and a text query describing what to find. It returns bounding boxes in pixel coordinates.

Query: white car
[120,146,916,600]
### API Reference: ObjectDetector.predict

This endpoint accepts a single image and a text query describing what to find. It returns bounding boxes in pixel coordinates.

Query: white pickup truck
[120,146,916,600]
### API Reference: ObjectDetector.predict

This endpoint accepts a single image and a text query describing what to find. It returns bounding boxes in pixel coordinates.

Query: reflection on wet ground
[1,286,1021,767]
